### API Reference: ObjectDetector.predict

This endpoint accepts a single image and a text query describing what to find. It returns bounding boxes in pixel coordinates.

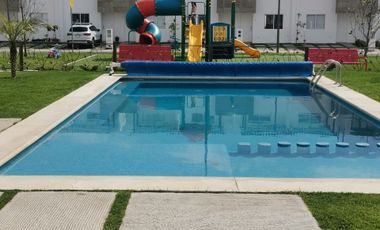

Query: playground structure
[118,0,261,62]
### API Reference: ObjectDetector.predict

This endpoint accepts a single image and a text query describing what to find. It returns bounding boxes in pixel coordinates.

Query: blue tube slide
[126,0,182,44]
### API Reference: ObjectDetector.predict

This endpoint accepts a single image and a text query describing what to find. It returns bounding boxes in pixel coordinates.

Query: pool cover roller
[121,61,314,77]
[126,0,181,44]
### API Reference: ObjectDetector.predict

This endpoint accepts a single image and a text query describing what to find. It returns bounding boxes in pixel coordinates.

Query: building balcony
[217,0,256,13]
[336,0,378,13]
[97,0,134,13]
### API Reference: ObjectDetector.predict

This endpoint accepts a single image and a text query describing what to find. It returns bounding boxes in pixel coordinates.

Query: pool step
[234,141,379,156]
[296,142,310,154]
[316,142,330,154]
[336,142,350,155]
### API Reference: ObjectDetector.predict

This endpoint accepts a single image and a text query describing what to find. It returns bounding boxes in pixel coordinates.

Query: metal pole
[181,0,186,61]
[205,0,211,62]
[276,0,281,53]
[6,0,10,20]
[231,0,236,58]
[71,7,74,51]
[174,16,177,59]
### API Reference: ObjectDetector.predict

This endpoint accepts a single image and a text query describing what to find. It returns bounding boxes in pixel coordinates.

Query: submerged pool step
[316,142,330,154]
[296,142,310,154]
[235,141,378,156]
[336,142,350,155]
[237,142,251,155]
[277,142,291,154]
[355,143,370,155]
[258,142,271,154]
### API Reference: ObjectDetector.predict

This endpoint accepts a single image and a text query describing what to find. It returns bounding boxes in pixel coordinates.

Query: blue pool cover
[121,61,314,77]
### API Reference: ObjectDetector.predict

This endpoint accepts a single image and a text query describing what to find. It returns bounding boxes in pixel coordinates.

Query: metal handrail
[310,59,342,92]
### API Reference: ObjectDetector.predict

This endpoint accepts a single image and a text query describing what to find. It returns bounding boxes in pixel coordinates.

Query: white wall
[298,0,337,43]
[253,0,337,43]
[103,12,134,42]
[336,13,355,43]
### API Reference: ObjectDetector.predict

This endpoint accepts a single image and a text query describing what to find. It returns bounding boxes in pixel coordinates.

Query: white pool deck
[0,74,379,193]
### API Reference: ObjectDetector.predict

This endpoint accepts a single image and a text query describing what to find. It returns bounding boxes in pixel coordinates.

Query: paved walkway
[0,119,21,132]
[0,192,115,230]
[0,192,320,230]
[122,193,320,230]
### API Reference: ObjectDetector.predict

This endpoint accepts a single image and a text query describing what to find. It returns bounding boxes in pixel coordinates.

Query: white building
[1,0,379,44]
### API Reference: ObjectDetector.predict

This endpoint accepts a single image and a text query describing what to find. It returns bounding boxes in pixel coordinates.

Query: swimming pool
[0,80,379,178]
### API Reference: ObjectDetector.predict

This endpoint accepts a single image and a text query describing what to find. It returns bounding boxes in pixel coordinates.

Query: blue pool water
[1,80,380,178]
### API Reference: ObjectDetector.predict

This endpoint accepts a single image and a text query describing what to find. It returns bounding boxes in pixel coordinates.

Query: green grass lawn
[0,51,90,71]
[0,71,99,118]
[0,51,112,71]
[301,193,380,230]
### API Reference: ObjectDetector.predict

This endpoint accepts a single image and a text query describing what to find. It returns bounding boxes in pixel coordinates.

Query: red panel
[118,44,173,62]
[307,48,360,64]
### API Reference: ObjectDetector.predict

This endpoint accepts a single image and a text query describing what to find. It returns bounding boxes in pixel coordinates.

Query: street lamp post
[276,0,281,53]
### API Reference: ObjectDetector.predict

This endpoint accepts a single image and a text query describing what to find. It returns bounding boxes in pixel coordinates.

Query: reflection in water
[1,81,380,177]
[67,82,380,151]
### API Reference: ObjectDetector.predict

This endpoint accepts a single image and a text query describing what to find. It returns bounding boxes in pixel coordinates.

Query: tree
[350,0,380,57]
[19,0,44,57]
[0,14,42,78]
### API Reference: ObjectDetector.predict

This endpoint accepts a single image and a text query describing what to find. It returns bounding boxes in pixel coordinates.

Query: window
[306,15,325,30]
[70,27,88,32]
[72,13,90,24]
[265,14,283,29]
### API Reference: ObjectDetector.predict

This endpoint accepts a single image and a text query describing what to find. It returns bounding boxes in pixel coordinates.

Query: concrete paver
[121,193,320,230]
[0,192,115,230]
[0,119,21,132]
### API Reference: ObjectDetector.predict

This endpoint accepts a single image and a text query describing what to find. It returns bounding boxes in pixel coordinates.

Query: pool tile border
[0,75,380,193]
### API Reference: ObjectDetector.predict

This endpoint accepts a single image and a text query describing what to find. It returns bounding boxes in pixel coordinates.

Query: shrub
[355,39,366,48]
[376,40,380,49]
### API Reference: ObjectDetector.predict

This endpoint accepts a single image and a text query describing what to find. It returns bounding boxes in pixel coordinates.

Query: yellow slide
[234,39,261,58]
[187,21,204,62]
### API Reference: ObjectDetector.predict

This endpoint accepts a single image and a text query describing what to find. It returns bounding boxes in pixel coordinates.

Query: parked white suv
[67,24,102,48]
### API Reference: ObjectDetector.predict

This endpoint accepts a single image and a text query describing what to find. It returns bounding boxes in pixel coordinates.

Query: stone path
[0,192,115,230]
[0,118,21,132]
[0,192,320,230]
[121,193,320,230]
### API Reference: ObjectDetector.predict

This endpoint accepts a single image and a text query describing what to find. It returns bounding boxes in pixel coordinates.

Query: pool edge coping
[0,74,380,193]
[1,176,380,194]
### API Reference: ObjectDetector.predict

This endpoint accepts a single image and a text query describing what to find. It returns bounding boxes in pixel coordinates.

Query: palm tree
[0,14,42,78]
